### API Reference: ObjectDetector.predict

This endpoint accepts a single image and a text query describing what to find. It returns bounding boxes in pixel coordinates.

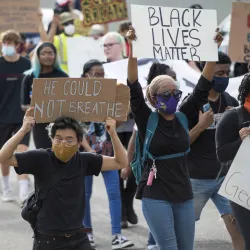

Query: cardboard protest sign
[31,78,130,123]
[0,0,39,33]
[67,37,106,77]
[219,137,250,210]
[131,4,218,61]
[81,0,128,26]
[228,2,250,63]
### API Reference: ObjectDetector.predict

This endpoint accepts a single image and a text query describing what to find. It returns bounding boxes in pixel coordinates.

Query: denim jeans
[142,198,195,250]
[83,170,121,235]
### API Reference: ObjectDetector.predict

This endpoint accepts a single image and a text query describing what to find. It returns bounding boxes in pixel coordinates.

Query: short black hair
[147,62,171,85]
[200,51,232,69]
[238,73,250,105]
[119,22,132,33]
[190,4,203,9]
[50,116,83,142]
[82,59,103,77]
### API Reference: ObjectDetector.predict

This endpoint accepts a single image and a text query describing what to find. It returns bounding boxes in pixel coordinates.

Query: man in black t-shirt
[0,30,31,205]
[0,109,128,250]
[179,52,244,248]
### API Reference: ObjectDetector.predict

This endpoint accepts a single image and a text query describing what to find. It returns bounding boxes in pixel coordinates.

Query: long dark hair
[238,73,250,105]
[82,59,103,77]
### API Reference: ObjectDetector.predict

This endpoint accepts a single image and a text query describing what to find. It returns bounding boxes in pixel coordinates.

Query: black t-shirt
[128,80,193,203]
[21,69,68,105]
[216,107,250,167]
[14,149,103,234]
[179,76,239,179]
[0,56,31,123]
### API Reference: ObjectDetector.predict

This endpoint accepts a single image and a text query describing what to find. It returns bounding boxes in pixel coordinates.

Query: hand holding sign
[239,127,250,141]
[214,28,223,49]
[126,26,137,45]
[105,117,116,136]
[21,108,35,134]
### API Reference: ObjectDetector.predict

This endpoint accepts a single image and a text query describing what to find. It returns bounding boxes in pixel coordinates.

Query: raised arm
[102,118,128,171]
[0,108,35,167]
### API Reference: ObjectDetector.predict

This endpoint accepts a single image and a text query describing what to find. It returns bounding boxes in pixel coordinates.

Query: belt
[35,228,85,239]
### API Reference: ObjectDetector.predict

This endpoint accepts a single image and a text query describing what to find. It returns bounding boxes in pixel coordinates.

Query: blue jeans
[142,198,195,250]
[190,177,232,221]
[83,170,121,235]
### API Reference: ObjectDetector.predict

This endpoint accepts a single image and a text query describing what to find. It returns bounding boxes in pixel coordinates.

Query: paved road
[0,137,234,250]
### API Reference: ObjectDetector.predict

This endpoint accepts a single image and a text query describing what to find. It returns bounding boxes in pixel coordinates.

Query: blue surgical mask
[1,45,16,56]
[213,76,229,93]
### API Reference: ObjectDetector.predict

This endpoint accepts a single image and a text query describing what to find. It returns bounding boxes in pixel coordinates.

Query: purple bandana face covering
[155,95,179,114]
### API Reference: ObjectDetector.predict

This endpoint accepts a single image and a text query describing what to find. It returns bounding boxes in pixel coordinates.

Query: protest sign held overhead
[31,78,130,123]
[0,0,39,33]
[131,4,218,61]
[81,0,128,26]
[219,136,250,211]
[228,2,250,63]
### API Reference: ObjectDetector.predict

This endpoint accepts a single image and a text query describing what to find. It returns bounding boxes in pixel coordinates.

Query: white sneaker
[112,234,134,249]
[147,245,159,250]
[1,190,15,202]
[87,233,96,248]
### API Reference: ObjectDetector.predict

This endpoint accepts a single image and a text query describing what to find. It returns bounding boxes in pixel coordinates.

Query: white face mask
[1,45,16,56]
[64,24,75,36]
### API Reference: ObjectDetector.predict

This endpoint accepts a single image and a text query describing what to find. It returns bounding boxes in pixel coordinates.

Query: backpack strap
[145,112,190,161]
[142,112,159,163]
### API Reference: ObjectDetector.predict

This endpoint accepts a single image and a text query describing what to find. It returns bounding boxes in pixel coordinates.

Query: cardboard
[219,136,250,210]
[81,0,128,26]
[0,0,40,33]
[31,78,130,123]
[67,37,106,77]
[228,2,250,63]
[131,4,218,61]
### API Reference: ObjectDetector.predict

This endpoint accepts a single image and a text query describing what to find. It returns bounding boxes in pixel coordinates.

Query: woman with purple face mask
[126,27,195,250]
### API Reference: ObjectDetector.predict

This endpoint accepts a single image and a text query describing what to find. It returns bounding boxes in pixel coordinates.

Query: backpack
[131,111,190,184]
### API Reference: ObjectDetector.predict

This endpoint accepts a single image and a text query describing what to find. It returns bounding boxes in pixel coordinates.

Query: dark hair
[190,4,203,9]
[1,30,21,45]
[119,22,132,33]
[200,51,232,69]
[37,42,57,56]
[238,73,250,105]
[50,116,83,142]
[82,59,103,77]
[147,62,172,85]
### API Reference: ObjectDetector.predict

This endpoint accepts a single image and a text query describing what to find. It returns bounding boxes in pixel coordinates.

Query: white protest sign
[67,36,106,77]
[131,5,218,61]
[219,137,250,210]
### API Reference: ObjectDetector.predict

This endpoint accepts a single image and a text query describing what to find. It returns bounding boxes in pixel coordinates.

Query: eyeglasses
[160,89,182,100]
[54,138,77,146]
[102,43,120,49]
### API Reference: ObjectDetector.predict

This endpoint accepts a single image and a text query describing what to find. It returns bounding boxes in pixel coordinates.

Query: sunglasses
[160,89,182,100]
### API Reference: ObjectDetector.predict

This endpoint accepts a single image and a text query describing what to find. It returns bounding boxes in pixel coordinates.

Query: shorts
[0,123,30,148]
[190,176,232,221]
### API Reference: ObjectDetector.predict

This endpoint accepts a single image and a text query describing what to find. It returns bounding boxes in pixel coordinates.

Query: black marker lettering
[148,7,159,26]
[153,46,163,59]
[170,9,180,27]
[189,29,201,47]
[181,47,188,60]
[182,30,190,46]
[193,9,202,27]
[182,9,190,27]
[190,47,200,61]
[167,28,179,47]
[164,47,171,60]
[159,7,170,27]
[152,28,160,46]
